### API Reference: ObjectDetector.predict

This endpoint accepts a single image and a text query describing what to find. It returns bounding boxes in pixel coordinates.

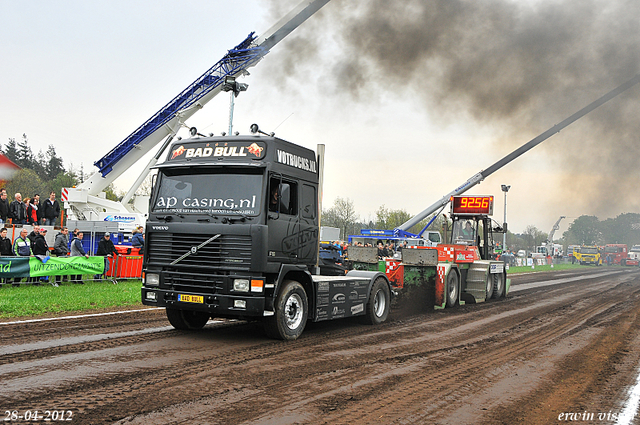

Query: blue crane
[65,0,331,222]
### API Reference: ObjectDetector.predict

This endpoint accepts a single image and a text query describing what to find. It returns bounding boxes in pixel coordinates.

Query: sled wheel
[492,273,505,299]
[485,274,494,300]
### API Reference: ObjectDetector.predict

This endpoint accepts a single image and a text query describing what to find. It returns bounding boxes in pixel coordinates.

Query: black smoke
[261,0,640,217]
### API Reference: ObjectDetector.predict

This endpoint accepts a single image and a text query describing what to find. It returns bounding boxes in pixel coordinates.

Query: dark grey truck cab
[141,135,390,340]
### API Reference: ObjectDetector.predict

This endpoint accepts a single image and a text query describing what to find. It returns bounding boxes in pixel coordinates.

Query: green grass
[0,278,143,319]
[507,263,596,274]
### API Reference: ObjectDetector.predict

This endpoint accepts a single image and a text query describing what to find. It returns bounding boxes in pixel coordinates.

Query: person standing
[12,228,32,286]
[42,192,61,226]
[27,225,40,246]
[9,193,27,224]
[53,227,70,285]
[131,226,145,248]
[0,228,13,257]
[32,194,44,224]
[13,228,32,257]
[0,227,13,285]
[95,233,118,283]
[0,189,9,223]
[70,231,89,284]
[32,228,50,257]
[54,227,70,257]
[26,198,39,226]
[32,228,52,285]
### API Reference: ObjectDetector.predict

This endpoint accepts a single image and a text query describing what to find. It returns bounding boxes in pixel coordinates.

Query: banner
[0,256,104,278]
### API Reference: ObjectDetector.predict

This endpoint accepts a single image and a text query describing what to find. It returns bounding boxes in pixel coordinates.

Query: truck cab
[575,245,602,266]
[604,244,639,266]
[141,134,390,340]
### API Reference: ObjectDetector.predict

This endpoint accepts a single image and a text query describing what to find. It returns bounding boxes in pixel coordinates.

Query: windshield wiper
[197,212,220,222]
[222,209,250,223]
[154,212,185,221]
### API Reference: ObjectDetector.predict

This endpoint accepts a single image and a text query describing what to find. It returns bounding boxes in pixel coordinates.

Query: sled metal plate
[347,246,378,264]
[402,248,438,266]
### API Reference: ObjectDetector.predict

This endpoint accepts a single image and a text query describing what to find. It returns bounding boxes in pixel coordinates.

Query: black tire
[263,280,308,341]
[446,271,459,308]
[485,273,494,300]
[166,308,210,330]
[621,259,627,266]
[362,277,391,325]
[492,273,505,299]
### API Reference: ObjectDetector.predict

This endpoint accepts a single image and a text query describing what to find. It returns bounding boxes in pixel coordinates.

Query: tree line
[321,197,448,242]
[1,135,122,202]
[322,197,640,251]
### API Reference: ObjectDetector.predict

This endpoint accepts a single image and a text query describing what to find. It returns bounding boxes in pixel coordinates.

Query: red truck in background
[603,244,639,266]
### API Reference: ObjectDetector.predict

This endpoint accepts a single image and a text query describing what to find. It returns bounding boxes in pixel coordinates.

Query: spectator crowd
[0,188,61,226]
[0,187,145,288]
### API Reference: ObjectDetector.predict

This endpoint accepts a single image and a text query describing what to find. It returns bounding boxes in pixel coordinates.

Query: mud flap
[434,264,449,309]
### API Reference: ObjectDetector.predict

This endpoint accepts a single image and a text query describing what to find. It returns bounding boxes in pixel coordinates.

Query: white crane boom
[396,74,640,237]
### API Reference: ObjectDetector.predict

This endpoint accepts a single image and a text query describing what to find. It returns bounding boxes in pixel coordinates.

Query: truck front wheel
[362,277,390,325]
[264,280,308,341]
[166,308,210,330]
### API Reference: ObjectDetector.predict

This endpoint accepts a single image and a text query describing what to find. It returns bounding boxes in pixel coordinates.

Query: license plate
[178,294,204,303]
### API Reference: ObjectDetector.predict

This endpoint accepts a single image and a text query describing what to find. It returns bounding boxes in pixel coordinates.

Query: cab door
[267,176,300,264]
[297,183,318,264]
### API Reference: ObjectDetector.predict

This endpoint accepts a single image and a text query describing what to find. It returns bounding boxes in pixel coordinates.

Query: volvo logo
[170,234,221,265]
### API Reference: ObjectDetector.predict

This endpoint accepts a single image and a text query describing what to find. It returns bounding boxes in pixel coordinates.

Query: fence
[0,253,143,286]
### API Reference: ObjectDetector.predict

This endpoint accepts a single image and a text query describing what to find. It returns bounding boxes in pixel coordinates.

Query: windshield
[451,219,475,244]
[152,169,263,216]
[581,247,599,254]
[604,246,620,253]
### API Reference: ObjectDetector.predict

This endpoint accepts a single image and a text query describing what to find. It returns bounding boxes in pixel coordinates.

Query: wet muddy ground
[2,267,640,424]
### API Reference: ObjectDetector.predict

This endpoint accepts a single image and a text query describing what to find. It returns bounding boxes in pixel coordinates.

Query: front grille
[164,270,225,295]
[147,232,252,272]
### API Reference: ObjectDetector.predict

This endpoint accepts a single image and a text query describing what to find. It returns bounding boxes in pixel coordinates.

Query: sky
[2,0,640,237]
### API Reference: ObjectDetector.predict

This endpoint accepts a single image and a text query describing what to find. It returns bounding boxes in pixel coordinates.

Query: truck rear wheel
[362,277,390,325]
[166,308,210,330]
[446,272,459,308]
[485,274,494,300]
[263,280,308,341]
[492,273,505,299]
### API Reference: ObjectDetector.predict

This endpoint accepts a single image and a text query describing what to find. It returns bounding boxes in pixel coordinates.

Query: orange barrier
[114,245,142,256]
[104,254,143,279]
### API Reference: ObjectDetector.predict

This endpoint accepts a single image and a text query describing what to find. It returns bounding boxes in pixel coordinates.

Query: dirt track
[2,267,640,424]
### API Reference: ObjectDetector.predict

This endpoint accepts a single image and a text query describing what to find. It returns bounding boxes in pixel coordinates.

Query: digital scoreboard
[451,196,494,215]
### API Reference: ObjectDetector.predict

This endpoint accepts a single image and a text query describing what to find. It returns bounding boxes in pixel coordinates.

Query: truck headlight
[145,273,160,286]
[233,279,250,292]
